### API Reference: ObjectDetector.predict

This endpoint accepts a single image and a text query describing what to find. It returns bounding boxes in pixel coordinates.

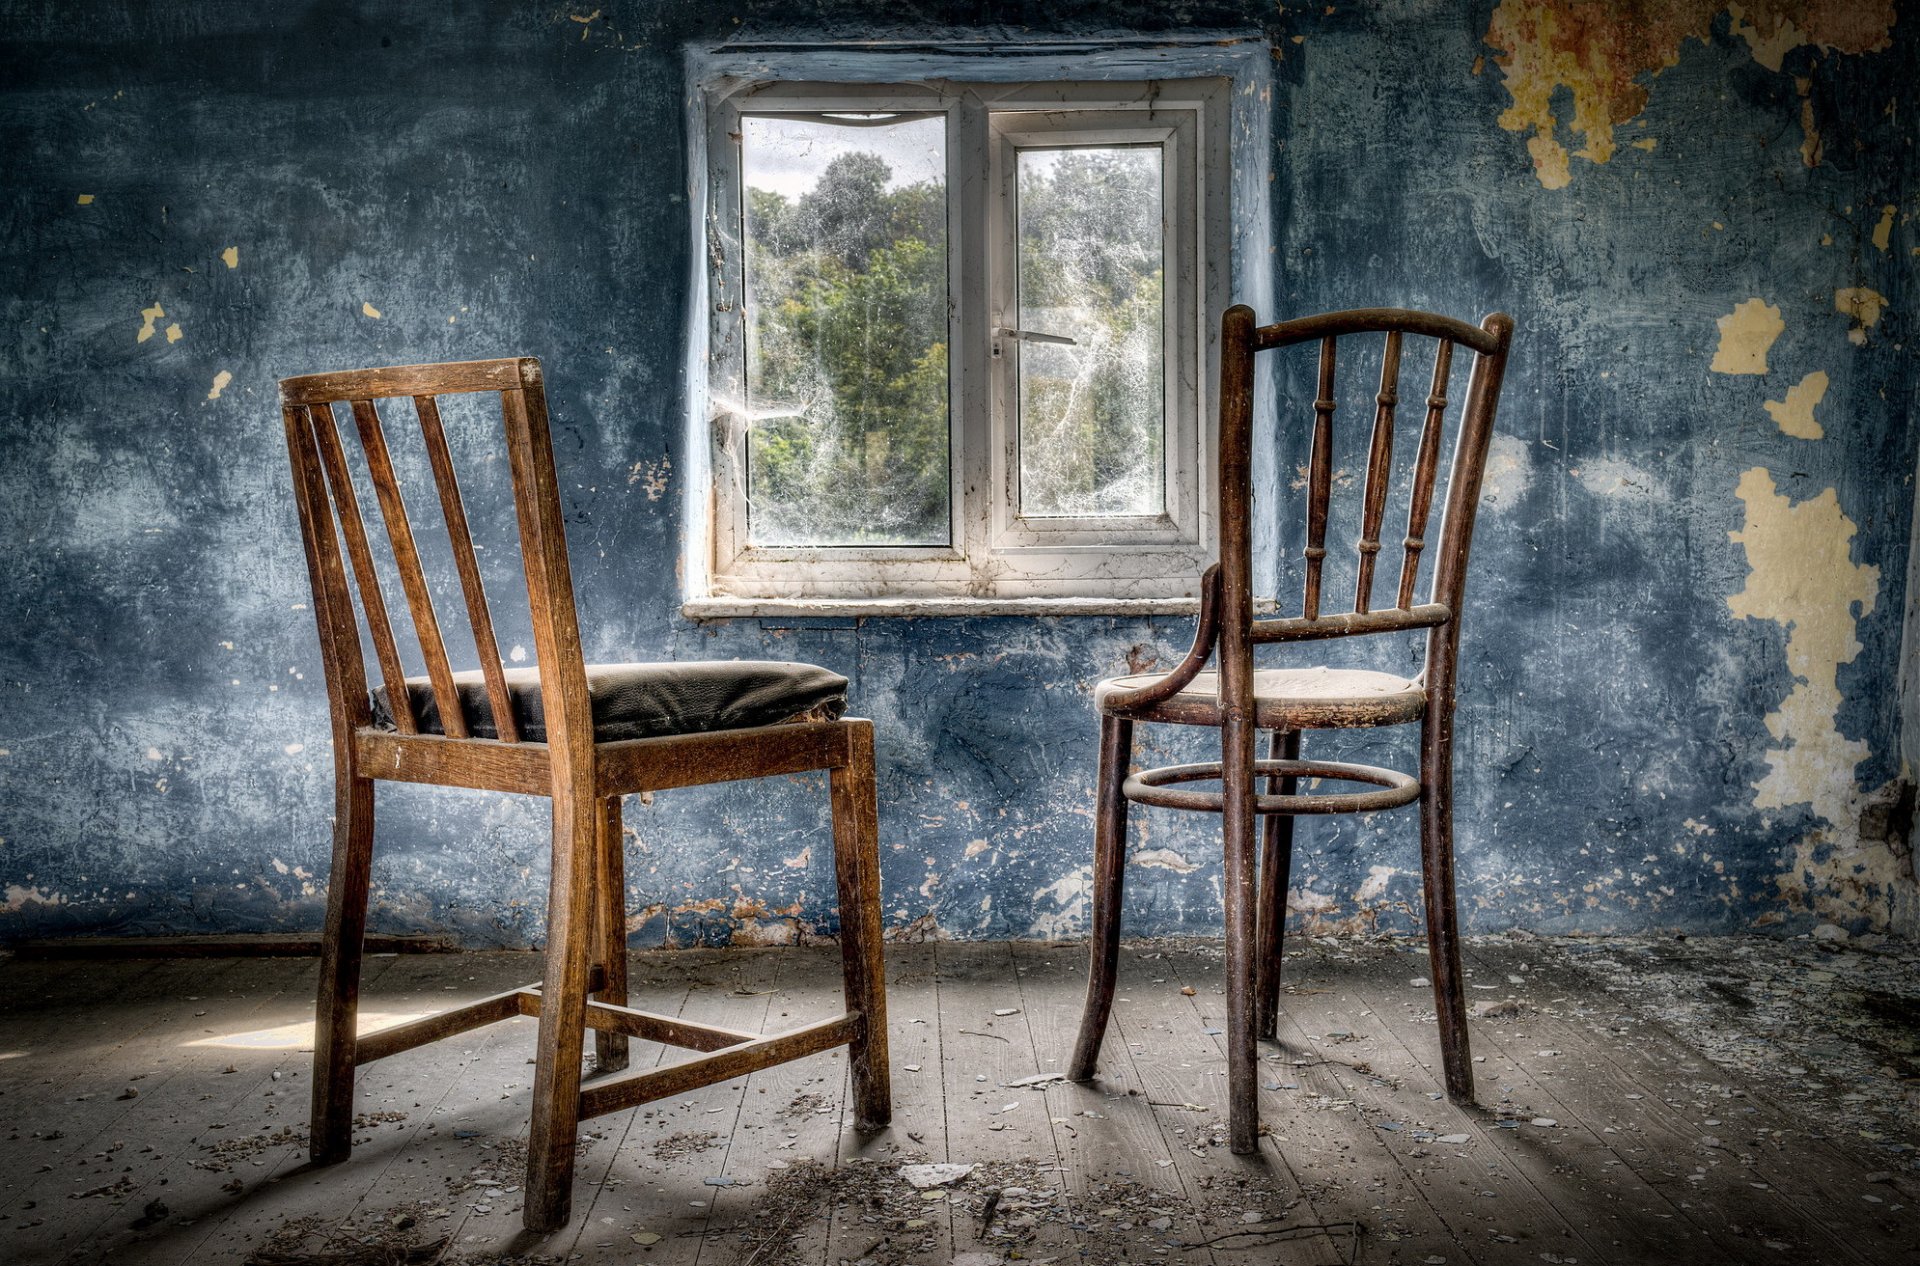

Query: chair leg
[1221,715,1261,1155]
[310,770,373,1165]
[1419,714,1474,1102]
[1254,729,1299,1041]
[830,719,892,1132]
[591,795,630,1074]
[524,792,598,1233]
[1069,714,1133,1082]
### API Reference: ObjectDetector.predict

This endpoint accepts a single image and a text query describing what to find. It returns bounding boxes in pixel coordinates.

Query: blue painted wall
[2,1,1914,948]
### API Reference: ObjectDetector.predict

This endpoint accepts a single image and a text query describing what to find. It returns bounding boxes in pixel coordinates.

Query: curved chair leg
[1069,714,1133,1082]
[831,720,892,1132]
[592,795,630,1074]
[311,770,373,1165]
[524,792,598,1232]
[1419,714,1474,1102]
[1221,713,1262,1154]
[1254,729,1300,1041]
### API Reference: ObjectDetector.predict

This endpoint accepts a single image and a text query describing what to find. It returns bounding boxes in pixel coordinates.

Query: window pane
[1016,145,1165,518]
[741,114,950,547]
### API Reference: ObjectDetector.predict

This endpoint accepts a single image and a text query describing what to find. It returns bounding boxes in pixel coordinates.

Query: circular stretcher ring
[1123,757,1421,816]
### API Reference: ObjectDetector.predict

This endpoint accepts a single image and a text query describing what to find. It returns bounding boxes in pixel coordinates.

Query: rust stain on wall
[1485,0,1896,188]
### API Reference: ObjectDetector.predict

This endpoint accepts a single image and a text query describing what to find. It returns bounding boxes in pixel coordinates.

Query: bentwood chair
[1069,306,1514,1153]
[279,357,890,1231]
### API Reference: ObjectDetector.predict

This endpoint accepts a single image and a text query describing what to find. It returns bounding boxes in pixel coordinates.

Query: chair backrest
[279,358,591,756]
[1215,305,1514,686]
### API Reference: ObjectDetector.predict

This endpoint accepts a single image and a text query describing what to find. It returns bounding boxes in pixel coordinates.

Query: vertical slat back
[1302,336,1337,620]
[283,405,371,726]
[349,398,469,738]
[1352,330,1403,615]
[414,394,521,743]
[280,357,570,750]
[306,401,418,734]
[1396,339,1454,610]
[501,373,595,766]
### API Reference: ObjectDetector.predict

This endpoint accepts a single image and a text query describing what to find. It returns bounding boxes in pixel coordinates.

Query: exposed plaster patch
[1354,864,1398,903]
[221,246,239,269]
[1572,456,1660,499]
[1478,433,1534,511]
[77,193,94,205]
[1710,299,1783,375]
[165,322,182,344]
[782,845,810,869]
[361,301,383,319]
[1725,468,1908,930]
[1133,847,1199,874]
[1727,467,1878,826]
[1483,1,1894,189]
[207,370,233,401]
[136,303,164,343]
[1762,370,1828,439]
[1834,287,1888,345]
[964,839,991,859]
[1027,864,1093,940]
[1871,204,1896,252]
[627,456,671,501]
[5,885,65,911]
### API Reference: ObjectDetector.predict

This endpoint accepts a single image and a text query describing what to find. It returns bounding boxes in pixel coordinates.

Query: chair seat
[1095,665,1426,730]
[372,660,848,743]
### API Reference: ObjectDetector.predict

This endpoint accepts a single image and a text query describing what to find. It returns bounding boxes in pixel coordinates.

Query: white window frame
[698,76,1230,608]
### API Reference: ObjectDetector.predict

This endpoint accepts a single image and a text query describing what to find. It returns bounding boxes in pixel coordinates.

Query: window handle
[992,326,1077,358]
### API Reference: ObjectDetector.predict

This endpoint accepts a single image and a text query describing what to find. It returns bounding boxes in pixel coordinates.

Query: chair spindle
[1396,340,1454,610]
[350,399,468,739]
[415,394,520,743]
[1302,336,1337,620]
[307,402,418,734]
[1353,330,1403,615]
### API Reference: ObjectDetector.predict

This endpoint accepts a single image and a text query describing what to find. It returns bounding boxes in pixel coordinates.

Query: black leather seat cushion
[371,660,848,743]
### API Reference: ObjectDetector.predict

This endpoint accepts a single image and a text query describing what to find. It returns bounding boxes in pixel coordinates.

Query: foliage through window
[704,81,1228,604]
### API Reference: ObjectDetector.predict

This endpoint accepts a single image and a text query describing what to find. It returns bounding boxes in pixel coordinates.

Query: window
[690,62,1256,612]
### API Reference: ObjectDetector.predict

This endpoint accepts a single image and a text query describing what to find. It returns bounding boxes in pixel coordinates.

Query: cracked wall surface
[0,0,1914,947]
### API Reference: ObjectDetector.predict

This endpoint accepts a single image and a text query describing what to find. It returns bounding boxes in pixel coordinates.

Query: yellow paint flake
[208,369,233,401]
[221,246,239,269]
[1630,136,1657,151]
[1484,1,1894,189]
[1834,286,1887,344]
[1709,298,1783,375]
[361,301,382,319]
[1727,467,1877,828]
[164,322,182,343]
[1871,204,1895,252]
[1762,370,1828,440]
[76,193,94,205]
[136,302,164,343]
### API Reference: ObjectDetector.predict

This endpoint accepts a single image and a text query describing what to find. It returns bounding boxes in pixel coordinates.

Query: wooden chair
[279,357,890,1231]
[1069,306,1514,1153]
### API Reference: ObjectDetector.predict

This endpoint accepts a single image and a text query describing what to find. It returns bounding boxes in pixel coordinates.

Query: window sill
[683,594,1209,620]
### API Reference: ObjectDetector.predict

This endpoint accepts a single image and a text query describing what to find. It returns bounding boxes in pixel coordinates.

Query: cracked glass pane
[1016,145,1165,518]
[740,113,950,547]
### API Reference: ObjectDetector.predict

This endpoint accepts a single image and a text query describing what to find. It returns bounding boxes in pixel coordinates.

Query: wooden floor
[1,935,1914,1265]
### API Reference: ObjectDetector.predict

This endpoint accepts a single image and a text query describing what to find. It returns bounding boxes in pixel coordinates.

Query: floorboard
[0,934,1912,1266]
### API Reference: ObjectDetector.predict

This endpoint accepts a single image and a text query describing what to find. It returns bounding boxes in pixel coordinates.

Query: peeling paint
[222,245,239,268]
[361,301,382,319]
[1834,286,1888,344]
[1871,203,1896,251]
[207,369,233,401]
[135,302,164,343]
[1485,0,1895,188]
[1133,847,1199,874]
[1762,370,1828,439]
[1726,466,1878,824]
[1710,298,1783,375]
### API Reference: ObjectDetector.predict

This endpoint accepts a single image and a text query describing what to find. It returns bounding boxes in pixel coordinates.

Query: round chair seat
[1095,665,1426,730]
